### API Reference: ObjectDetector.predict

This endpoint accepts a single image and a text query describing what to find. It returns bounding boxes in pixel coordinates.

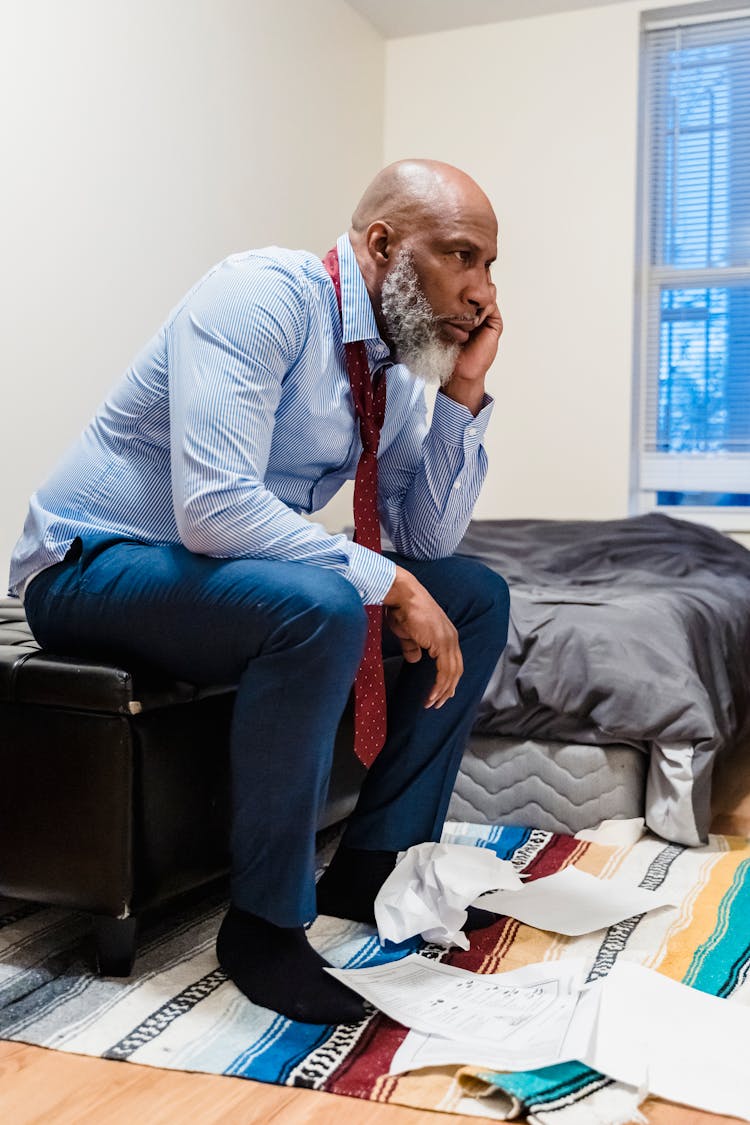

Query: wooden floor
[2,738,749,1125]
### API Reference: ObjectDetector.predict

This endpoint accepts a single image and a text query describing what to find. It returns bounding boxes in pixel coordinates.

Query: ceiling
[345,0,635,38]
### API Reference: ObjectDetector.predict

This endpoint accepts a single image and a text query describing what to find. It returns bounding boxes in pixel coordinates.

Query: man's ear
[365,221,395,268]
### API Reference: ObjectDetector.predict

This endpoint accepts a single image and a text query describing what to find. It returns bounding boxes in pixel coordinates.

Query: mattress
[455,513,750,845]
[448,735,647,835]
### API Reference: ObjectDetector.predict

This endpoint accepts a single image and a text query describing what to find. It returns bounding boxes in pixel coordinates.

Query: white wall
[385,0,693,521]
[4,0,726,571]
[0,0,383,575]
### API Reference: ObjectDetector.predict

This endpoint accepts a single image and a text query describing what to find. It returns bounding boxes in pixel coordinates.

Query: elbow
[175,501,229,557]
[389,515,467,561]
[389,525,451,562]
[174,478,268,557]
[177,518,213,556]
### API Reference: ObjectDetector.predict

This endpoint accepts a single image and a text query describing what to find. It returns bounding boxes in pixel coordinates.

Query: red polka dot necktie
[323,247,387,767]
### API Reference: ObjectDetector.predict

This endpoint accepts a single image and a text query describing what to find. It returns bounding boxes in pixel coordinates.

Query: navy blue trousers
[25,537,509,927]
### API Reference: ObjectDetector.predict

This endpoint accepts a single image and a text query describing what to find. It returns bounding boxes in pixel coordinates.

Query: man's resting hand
[383,566,463,708]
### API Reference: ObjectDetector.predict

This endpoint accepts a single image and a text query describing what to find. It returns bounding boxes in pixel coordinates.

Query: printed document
[326,954,586,1058]
[388,960,598,1074]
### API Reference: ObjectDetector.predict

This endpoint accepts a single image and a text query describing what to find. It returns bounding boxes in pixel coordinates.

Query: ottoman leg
[93,915,138,977]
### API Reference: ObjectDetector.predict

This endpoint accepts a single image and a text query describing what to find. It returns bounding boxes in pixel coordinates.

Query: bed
[447,513,750,845]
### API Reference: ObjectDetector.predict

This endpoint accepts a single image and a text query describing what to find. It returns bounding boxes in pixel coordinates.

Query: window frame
[631,2,750,533]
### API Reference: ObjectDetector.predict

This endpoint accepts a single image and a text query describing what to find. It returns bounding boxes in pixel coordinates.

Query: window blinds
[638,10,750,497]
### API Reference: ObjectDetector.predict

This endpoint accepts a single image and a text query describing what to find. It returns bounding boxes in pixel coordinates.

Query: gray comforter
[456,513,750,844]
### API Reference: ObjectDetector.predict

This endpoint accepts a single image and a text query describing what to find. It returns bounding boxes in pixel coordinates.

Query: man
[9,159,510,1025]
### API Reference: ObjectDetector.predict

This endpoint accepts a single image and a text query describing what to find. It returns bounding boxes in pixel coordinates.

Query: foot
[463,905,499,932]
[316,846,397,924]
[216,905,367,1025]
[316,847,499,934]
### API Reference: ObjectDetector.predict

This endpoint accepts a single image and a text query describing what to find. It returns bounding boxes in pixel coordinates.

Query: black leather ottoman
[0,597,367,975]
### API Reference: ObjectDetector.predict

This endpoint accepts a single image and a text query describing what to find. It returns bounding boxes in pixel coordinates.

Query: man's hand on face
[383,566,463,708]
[441,288,503,415]
[453,290,503,380]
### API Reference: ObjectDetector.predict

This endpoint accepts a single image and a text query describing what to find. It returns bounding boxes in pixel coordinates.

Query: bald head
[351,159,496,237]
[347,159,498,380]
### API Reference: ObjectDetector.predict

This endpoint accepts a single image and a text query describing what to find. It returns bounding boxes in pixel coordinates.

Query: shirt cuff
[432,391,494,449]
[344,540,397,605]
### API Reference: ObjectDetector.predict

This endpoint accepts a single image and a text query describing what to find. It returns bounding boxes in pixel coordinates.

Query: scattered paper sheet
[478,866,679,935]
[575,817,646,846]
[332,951,750,1122]
[583,961,750,1122]
[387,960,597,1074]
[326,954,584,1046]
[374,842,522,949]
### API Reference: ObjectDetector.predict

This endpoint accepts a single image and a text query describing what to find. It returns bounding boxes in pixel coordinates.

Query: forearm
[383,445,487,557]
[176,477,395,603]
[379,391,493,558]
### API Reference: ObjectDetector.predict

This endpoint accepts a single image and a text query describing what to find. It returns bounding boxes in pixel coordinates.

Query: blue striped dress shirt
[9,234,493,604]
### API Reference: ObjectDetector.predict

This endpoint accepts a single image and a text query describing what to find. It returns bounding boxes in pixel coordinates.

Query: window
[635,7,750,527]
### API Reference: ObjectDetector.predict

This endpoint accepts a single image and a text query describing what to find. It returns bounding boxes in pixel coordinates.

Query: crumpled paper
[374,842,523,950]
[575,818,646,846]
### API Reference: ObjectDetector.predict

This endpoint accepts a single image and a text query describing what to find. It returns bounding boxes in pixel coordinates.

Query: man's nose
[465,268,494,314]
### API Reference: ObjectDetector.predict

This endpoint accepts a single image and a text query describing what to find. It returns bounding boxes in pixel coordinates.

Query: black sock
[216,905,367,1025]
[316,847,499,934]
[316,846,397,924]
[464,905,499,932]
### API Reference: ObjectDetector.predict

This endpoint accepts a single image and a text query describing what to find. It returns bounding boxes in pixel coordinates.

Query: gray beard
[380,250,460,386]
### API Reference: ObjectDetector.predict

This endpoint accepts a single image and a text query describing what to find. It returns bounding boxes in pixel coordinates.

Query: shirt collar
[336,233,389,364]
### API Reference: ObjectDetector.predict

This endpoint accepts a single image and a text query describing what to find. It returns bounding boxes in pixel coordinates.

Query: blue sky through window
[650,31,750,507]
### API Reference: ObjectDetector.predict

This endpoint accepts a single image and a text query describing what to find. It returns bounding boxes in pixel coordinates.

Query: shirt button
[453,480,462,490]
[359,589,366,597]
[468,426,478,436]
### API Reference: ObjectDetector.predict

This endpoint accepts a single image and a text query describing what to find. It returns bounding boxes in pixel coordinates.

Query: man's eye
[454,250,472,263]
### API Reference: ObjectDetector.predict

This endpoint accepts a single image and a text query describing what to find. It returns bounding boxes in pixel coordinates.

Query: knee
[475,565,510,621]
[446,557,510,639]
[438,556,508,611]
[270,570,368,663]
[467,564,510,662]
[320,572,370,647]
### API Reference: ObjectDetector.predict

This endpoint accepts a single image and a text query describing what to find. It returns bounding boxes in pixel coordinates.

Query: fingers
[399,636,423,663]
[424,626,463,709]
[484,297,503,336]
[383,575,464,708]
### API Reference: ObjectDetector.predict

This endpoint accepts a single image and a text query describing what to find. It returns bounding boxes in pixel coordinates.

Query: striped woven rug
[1,822,748,1125]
